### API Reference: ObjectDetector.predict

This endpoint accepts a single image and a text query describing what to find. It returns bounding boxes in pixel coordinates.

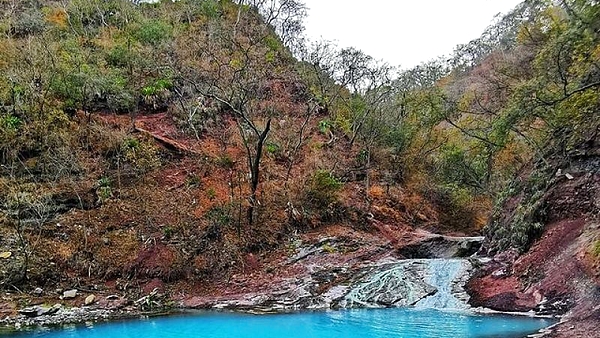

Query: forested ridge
[0,0,598,323]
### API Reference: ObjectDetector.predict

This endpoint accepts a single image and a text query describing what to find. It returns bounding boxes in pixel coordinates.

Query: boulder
[62,289,78,299]
[84,294,96,306]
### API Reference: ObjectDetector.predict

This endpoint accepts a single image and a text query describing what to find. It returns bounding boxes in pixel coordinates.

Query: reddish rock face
[143,278,165,295]
[468,218,596,314]
[468,132,600,336]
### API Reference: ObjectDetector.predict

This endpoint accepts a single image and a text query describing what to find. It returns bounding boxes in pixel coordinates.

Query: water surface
[5,308,555,338]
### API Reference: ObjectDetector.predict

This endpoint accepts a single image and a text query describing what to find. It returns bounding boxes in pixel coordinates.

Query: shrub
[12,8,46,37]
[135,20,172,45]
[105,45,133,68]
[199,0,221,19]
[306,170,343,206]
[121,137,160,174]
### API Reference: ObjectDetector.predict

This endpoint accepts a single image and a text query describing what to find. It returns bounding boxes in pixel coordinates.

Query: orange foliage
[45,8,68,29]
[368,185,385,199]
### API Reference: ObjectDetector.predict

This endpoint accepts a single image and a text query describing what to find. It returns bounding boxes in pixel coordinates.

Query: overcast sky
[302,0,523,69]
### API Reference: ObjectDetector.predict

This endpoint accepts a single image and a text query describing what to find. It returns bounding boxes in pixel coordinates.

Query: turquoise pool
[3,308,555,338]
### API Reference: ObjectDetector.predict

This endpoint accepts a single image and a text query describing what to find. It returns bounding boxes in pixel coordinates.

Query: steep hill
[0,0,476,298]
[0,0,599,336]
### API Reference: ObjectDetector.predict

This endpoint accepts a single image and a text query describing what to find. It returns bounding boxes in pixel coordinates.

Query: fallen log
[134,125,202,155]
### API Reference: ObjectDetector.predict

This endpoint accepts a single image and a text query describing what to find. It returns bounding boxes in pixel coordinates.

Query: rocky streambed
[179,234,482,313]
[182,258,475,313]
[1,232,554,333]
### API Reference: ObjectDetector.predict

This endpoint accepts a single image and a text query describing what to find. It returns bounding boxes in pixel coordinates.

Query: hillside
[0,0,477,299]
[0,0,599,336]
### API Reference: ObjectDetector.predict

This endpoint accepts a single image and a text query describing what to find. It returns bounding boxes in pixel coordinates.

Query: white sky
[302,0,523,69]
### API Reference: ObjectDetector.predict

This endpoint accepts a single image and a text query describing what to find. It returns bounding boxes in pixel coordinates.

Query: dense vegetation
[0,0,598,289]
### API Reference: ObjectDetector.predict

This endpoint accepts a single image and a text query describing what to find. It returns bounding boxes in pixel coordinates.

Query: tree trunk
[246,118,272,225]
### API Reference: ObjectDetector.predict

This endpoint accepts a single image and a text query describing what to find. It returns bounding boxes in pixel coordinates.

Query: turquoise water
[4,308,554,338]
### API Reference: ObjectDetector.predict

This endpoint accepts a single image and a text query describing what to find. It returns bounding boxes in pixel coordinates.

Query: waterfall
[340,259,471,310]
[414,259,469,310]
[342,261,437,308]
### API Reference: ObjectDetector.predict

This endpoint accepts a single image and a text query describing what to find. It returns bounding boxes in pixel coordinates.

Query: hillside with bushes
[0,0,598,335]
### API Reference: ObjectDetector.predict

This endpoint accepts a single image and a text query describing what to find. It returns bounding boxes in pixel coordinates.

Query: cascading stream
[342,259,471,310]
[414,259,469,310]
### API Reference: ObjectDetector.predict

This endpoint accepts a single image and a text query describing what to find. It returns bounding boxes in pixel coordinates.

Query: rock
[398,235,484,259]
[84,295,96,306]
[492,268,508,278]
[0,251,11,259]
[62,289,78,299]
[33,287,43,296]
[340,261,437,308]
[105,295,119,300]
[18,307,40,318]
[45,304,62,316]
[18,304,61,318]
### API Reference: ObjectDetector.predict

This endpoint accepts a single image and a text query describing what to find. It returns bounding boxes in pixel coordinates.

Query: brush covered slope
[0,0,480,311]
[0,0,599,336]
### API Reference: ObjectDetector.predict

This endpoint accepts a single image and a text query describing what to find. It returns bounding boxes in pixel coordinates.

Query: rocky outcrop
[5,306,123,329]
[18,304,61,318]
[468,128,600,336]
[181,235,474,313]
[340,261,436,308]
[398,235,484,259]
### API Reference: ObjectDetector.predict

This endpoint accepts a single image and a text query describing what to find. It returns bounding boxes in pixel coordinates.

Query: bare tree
[175,1,305,226]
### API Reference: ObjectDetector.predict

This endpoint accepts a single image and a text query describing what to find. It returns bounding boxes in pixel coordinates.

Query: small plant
[96,176,113,202]
[322,243,336,254]
[141,78,173,109]
[163,226,174,240]
[206,188,216,200]
[215,155,234,169]
[356,148,369,165]
[121,137,160,174]
[205,206,231,228]
[318,119,332,134]
[1,115,22,130]
[122,137,140,151]
[185,174,201,188]
[265,142,283,160]
[97,176,111,188]
[265,142,279,154]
